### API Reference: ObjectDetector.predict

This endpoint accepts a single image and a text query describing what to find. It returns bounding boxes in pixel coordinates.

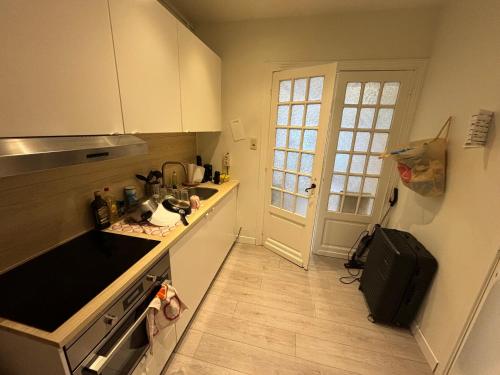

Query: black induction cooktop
[0,231,160,332]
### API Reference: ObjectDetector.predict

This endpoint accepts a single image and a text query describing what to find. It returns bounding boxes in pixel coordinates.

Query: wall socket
[250,137,258,150]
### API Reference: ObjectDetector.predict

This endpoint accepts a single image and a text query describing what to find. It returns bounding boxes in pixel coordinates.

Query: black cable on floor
[338,230,369,285]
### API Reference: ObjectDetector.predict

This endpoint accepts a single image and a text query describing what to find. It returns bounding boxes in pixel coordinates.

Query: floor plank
[190,309,296,355]
[165,354,246,375]
[296,334,431,375]
[210,281,317,317]
[191,332,358,375]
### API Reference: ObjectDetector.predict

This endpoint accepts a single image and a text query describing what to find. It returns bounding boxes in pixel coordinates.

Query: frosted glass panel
[337,131,353,151]
[273,150,285,169]
[342,196,357,213]
[276,129,287,148]
[345,82,361,104]
[279,80,291,102]
[371,133,388,153]
[328,194,340,212]
[295,196,308,217]
[358,198,374,215]
[286,152,299,171]
[271,189,282,208]
[350,155,366,174]
[375,108,394,129]
[341,108,357,129]
[300,153,313,174]
[362,82,381,104]
[298,175,311,193]
[358,108,375,129]
[347,176,362,193]
[290,105,304,126]
[272,170,284,188]
[302,130,317,151]
[293,78,307,101]
[354,132,371,152]
[288,129,301,149]
[284,173,297,192]
[308,77,324,100]
[380,82,400,105]
[330,174,345,193]
[334,153,349,173]
[277,105,289,126]
[367,156,382,175]
[363,177,378,196]
[305,104,320,126]
[283,193,295,211]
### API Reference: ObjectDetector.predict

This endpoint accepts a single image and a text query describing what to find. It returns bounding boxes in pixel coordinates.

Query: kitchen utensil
[129,197,158,222]
[135,174,148,182]
[163,197,191,226]
[148,204,179,227]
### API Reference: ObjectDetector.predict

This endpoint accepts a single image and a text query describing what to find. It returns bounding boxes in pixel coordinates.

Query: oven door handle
[84,307,150,375]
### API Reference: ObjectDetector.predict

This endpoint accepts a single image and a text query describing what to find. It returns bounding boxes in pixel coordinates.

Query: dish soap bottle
[103,187,119,223]
[91,191,111,229]
[171,170,178,189]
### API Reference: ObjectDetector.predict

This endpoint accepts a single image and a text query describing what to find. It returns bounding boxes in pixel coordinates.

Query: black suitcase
[359,227,437,327]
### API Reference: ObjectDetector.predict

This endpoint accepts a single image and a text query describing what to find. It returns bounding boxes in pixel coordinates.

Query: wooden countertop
[0,181,239,347]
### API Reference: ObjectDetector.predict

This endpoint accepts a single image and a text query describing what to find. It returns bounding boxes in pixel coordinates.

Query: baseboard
[411,322,439,372]
[236,235,256,245]
[264,238,303,267]
[314,248,349,259]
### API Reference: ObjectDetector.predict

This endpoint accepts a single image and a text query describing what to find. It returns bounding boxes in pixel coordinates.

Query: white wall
[195,8,440,243]
[388,0,500,372]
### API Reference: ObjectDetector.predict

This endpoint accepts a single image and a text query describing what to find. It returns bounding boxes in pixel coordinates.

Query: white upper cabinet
[178,22,222,132]
[108,0,182,134]
[0,0,123,137]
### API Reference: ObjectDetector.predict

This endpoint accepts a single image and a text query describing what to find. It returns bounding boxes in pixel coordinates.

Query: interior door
[313,71,413,258]
[263,64,337,269]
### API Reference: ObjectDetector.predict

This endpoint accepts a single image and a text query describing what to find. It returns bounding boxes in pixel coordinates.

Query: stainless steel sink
[187,187,218,200]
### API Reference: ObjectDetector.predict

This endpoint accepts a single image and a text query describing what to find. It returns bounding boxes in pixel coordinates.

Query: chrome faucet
[161,161,188,187]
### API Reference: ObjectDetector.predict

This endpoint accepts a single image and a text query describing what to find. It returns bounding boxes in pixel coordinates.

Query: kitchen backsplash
[0,133,196,272]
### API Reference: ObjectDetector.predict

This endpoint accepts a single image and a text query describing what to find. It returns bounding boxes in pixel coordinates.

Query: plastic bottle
[91,191,111,229]
[103,187,119,223]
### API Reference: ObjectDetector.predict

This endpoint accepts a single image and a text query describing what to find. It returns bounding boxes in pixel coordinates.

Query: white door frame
[256,59,427,247]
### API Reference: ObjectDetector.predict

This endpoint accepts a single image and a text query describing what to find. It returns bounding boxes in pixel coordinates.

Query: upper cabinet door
[109,0,182,134]
[178,23,222,132]
[0,0,123,137]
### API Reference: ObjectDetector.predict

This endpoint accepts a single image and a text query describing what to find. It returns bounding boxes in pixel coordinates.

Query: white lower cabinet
[132,188,237,375]
[170,188,237,338]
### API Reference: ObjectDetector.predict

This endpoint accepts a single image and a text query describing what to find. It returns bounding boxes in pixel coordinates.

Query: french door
[313,70,413,257]
[263,64,337,269]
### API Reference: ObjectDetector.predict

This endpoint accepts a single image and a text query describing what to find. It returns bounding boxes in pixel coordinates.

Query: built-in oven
[68,253,171,375]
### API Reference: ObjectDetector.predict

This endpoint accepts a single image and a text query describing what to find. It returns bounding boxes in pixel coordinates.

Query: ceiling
[166,0,445,25]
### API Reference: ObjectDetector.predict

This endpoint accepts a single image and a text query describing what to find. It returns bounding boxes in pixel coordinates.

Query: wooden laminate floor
[164,243,431,375]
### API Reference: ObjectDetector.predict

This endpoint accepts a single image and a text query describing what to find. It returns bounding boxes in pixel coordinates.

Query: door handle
[305,183,317,193]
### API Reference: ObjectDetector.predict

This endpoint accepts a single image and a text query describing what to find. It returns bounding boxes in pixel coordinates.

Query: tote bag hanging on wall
[382,117,451,197]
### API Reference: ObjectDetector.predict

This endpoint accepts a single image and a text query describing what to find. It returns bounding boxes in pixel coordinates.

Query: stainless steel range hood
[0,135,148,178]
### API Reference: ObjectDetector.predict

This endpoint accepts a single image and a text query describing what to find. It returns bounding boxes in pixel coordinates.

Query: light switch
[250,137,257,150]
